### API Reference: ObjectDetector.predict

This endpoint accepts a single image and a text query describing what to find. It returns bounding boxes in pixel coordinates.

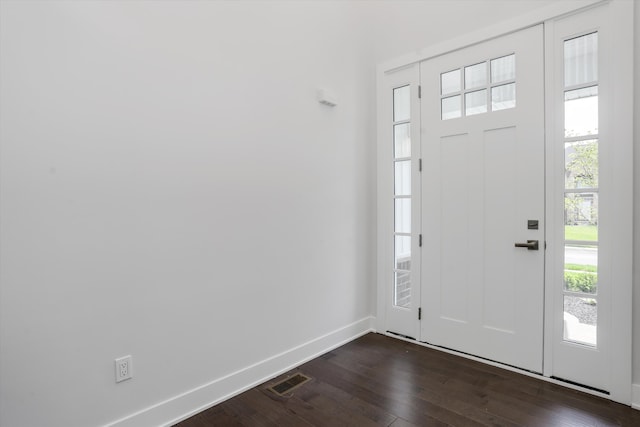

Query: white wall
[0,1,636,426]
[0,1,375,426]
[364,0,560,63]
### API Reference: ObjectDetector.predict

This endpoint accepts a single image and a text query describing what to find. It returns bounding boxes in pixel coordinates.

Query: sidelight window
[393,86,412,308]
[562,32,598,347]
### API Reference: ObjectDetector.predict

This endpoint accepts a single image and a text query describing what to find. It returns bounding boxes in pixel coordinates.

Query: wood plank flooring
[175,333,640,426]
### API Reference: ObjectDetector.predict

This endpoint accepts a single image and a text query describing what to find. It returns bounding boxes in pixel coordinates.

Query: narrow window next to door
[562,32,598,347]
[393,86,411,308]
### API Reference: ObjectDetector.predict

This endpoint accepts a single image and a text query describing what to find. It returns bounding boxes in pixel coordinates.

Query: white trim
[376,67,390,334]
[605,0,634,405]
[632,384,640,410]
[377,0,604,74]
[105,317,375,427]
[543,18,558,380]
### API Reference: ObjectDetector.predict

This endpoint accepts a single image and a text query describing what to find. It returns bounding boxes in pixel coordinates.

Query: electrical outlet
[115,355,133,383]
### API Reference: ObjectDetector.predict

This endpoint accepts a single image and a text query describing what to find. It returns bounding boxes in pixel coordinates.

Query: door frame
[376,0,633,404]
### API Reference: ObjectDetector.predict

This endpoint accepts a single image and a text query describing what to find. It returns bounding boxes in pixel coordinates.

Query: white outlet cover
[115,355,133,383]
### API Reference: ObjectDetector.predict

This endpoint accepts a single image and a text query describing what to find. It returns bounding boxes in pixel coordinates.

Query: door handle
[515,240,539,250]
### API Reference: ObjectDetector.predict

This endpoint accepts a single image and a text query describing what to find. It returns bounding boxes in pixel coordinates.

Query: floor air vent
[268,373,311,396]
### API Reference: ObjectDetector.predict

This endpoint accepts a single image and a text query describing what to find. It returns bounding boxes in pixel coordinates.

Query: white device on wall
[317,89,337,107]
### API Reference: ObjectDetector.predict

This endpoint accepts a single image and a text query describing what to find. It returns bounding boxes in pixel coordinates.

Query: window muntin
[441,53,516,120]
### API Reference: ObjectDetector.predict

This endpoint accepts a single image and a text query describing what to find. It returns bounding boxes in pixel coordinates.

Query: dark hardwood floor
[175,333,640,426]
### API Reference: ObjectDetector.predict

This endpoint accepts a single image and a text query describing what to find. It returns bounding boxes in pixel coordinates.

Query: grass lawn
[565,225,598,242]
[565,263,597,272]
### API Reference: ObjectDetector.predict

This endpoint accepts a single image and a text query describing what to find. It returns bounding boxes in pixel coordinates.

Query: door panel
[439,133,470,324]
[421,25,544,372]
[483,126,517,333]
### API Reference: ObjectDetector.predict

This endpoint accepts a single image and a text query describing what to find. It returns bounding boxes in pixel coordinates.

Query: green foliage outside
[565,263,596,273]
[565,225,598,242]
[564,263,597,294]
[564,142,598,227]
[565,142,598,189]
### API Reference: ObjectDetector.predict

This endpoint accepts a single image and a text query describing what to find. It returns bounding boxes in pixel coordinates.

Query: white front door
[420,25,545,372]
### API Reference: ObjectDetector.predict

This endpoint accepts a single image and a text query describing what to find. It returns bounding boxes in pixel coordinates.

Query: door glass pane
[394,161,411,196]
[394,235,411,270]
[491,54,515,83]
[564,86,598,137]
[564,245,597,294]
[564,32,598,87]
[465,62,487,89]
[465,89,487,116]
[564,295,597,346]
[441,69,461,95]
[565,193,598,234]
[393,85,410,122]
[565,140,598,189]
[491,83,516,111]
[394,123,411,158]
[394,198,411,233]
[442,95,461,120]
[394,271,411,308]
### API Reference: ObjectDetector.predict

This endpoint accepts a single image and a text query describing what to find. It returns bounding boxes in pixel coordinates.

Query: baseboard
[106,316,376,427]
[632,384,640,410]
